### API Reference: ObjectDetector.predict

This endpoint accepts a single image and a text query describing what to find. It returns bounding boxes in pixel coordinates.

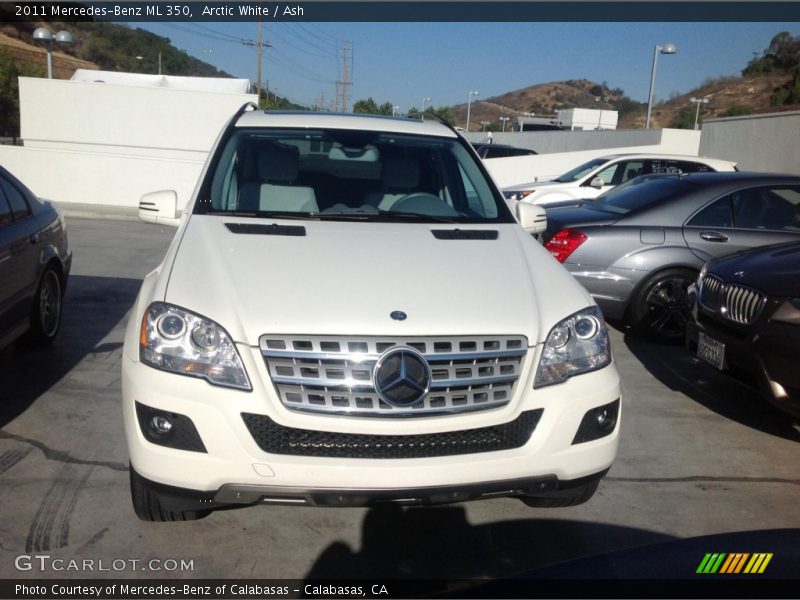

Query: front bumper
[140,469,610,512]
[122,340,621,496]
[686,315,800,418]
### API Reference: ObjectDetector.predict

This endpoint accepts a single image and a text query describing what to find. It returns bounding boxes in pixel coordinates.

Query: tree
[0,49,45,139]
[743,31,800,76]
[669,107,696,129]
[352,97,393,115]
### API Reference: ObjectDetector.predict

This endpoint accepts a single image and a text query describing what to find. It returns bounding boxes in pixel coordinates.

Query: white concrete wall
[699,111,800,175]
[0,76,256,209]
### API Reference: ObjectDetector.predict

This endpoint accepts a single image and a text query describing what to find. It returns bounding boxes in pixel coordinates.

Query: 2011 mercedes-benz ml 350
[122,107,621,521]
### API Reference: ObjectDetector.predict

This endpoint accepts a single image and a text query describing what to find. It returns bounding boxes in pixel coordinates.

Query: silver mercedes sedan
[542,172,800,340]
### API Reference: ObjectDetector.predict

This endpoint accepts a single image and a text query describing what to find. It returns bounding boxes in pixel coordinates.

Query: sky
[137,21,800,113]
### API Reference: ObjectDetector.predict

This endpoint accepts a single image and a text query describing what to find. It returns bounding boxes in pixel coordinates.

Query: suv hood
[164,216,590,346]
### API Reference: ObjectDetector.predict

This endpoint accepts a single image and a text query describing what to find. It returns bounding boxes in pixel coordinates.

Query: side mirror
[588,176,605,189]
[139,190,180,227]
[516,202,547,235]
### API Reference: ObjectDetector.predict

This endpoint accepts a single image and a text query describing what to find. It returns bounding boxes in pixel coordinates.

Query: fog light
[150,415,173,435]
[573,399,619,444]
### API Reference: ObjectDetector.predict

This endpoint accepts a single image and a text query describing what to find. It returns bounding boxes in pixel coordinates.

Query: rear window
[592,176,695,215]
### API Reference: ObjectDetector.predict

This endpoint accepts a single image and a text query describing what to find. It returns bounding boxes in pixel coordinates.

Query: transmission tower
[336,41,353,112]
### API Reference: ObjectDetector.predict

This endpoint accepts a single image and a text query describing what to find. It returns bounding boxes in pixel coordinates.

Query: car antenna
[406,110,460,136]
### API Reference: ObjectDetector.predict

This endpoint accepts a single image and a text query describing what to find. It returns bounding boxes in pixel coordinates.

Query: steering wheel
[391,193,460,217]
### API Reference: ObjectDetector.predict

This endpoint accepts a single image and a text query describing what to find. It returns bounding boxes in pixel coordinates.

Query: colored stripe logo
[697,553,773,574]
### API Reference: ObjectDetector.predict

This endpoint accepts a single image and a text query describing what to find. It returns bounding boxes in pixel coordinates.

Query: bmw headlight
[534,306,611,388]
[139,302,251,390]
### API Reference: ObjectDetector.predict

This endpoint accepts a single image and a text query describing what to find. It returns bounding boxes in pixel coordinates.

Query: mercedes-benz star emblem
[373,346,431,407]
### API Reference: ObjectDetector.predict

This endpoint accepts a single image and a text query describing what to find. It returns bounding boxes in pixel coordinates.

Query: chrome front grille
[260,335,528,417]
[699,274,767,326]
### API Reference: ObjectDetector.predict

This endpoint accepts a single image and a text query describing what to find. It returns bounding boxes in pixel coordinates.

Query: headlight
[139,302,251,390]
[772,298,800,325]
[504,190,535,202]
[534,306,611,388]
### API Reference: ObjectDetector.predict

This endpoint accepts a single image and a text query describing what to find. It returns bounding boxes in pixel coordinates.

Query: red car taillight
[545,229,587,263]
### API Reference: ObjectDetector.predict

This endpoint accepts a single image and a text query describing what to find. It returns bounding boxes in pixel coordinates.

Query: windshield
[554,158,609,183]
[195,127,515,224]
[591,175,696,214]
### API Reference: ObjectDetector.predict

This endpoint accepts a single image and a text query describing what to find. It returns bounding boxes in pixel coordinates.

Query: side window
[733,186,800,231]
[649,159,682,174]
[593,163,619,185]
[0,178,31,220]
[619,161,646,183]
[687,196,732,228]
[678,161,714,173]
[0,188,12,227]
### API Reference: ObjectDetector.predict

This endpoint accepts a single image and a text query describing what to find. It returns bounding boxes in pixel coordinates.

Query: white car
[503,153,737,206]
[122,108,621,521]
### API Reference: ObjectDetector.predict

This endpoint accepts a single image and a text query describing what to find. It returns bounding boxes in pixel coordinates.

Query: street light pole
[33,28,73,79]
[690,96,710,130]
[645,42,677,129]
[421,96,431,112]
[465,90,479,132]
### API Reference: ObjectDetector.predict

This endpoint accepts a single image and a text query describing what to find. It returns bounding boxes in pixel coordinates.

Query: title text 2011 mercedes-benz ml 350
[122,107,621,521]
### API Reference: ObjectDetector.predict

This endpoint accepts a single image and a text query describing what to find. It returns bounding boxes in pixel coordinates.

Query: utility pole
[336,41,353,112]
[256,18,263,102]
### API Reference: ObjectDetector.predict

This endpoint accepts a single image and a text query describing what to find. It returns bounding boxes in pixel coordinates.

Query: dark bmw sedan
[686,241,800,418]
[542,172,800,340]
[0,165,71,349]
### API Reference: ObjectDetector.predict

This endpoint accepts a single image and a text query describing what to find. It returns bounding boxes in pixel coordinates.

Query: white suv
[503,153,737,205]
[122,107,621,521]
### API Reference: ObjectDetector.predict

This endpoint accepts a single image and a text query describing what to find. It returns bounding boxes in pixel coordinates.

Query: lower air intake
[241,410,543,459]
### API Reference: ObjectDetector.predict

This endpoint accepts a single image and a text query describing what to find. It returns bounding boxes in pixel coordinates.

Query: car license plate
[697,332,725,370]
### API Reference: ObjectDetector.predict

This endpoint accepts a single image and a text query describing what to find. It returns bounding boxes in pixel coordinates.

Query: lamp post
[465,90,479,132]
[32,28,73,79]
[499,116,510,132]
[421,96,431,112]
[645,42,677,129]
[690,96,710,130]
[392,105,400,117]
[481,121,490,132]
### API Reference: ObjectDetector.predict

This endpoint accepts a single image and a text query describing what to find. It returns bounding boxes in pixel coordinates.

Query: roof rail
[406,110,460,136]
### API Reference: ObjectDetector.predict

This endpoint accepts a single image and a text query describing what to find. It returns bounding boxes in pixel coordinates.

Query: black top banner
[2,1,800,22]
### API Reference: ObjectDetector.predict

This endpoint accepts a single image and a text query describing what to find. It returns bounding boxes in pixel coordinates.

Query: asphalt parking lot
[1,217,799,581]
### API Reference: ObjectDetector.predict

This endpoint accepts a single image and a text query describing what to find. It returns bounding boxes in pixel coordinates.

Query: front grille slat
[699,274,766,326]
[260,335,528,417]
[242,409,543,458]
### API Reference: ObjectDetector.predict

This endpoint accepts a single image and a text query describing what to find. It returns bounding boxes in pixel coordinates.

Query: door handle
[699,231,729,242]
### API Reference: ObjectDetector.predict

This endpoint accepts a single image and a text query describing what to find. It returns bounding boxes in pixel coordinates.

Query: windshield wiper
[204,210,321,221]
[309,209,461,224]
[375,209,460,224]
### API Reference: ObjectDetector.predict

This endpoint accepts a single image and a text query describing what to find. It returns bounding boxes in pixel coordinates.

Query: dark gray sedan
[542,172,800,340]
[0,165,71,349]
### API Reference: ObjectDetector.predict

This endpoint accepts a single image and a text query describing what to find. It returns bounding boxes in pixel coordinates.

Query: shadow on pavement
[303,504,673,582]
[622,332,800,442]
[0,274,141,428]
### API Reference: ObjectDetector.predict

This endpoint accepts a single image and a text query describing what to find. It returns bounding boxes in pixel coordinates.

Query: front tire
[26,264,63,345]
[129,466,211,522]
[629,268,696,342]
